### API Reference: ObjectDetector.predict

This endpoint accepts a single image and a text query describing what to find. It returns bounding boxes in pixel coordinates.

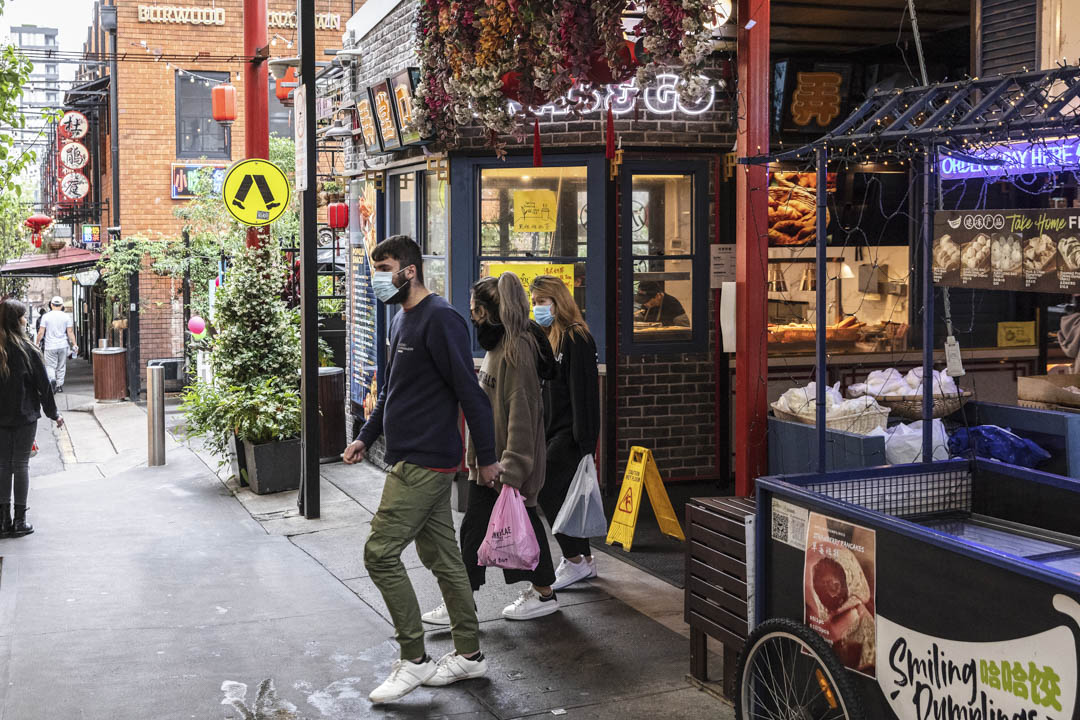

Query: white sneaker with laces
[423,651,488,686]
[551,556,597,591]
[502,586,559,620]
[421,601,450,626]
[369,657,437,703]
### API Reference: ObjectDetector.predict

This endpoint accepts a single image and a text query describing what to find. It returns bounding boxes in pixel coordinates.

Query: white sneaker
[421,601,450,626]
[369,657,437,703]
[551,556,597,591]
[502,587,559,620]
[423,651,488,686]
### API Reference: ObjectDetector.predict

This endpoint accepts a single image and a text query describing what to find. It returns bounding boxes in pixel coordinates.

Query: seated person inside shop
[635,281,689,327]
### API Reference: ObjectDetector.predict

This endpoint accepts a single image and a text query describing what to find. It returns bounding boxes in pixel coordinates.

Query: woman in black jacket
[529,276,601,591]
[0,299,63,537]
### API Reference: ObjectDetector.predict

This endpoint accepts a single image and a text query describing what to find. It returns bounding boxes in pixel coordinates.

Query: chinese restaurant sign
[370,81,400,151]
[938,139,1080,180]
[512,190,557,233]
[486,262,575,300]
[933,209,1080,292]
[171,163,226,200]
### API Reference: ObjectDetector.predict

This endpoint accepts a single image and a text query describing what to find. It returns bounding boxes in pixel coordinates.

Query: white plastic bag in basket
[882,420,949,464]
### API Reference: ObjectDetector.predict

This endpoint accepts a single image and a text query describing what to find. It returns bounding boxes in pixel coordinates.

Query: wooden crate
[685,496,755,698]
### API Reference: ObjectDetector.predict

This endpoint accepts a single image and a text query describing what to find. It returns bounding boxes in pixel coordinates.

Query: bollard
[147,364,166,466]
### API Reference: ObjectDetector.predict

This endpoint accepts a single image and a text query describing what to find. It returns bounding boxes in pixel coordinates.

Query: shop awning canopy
[749,64,1080,164]
[64,75,110,108]
[0,247,102,277]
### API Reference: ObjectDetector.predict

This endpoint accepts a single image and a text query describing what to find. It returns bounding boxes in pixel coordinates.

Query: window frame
[386,165,450,299]
[451,153,608,358]
[174,69,232,160]
[620,158,710,355]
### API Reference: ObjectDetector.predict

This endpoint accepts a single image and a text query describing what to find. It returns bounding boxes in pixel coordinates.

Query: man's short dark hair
[371,235,424,285]
[635,280,662,299]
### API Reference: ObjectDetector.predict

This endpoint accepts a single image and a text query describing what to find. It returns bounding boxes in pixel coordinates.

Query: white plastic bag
[552,455,608,539]
[883,420,949,464]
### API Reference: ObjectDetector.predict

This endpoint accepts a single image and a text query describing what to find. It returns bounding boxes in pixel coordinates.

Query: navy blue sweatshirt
[358,293,497,469]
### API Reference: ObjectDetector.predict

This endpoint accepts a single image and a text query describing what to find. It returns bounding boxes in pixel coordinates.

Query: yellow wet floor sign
[606,446,685,550]
[222,158,291,227]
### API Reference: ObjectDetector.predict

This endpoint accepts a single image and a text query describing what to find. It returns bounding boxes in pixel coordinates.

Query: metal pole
[147,364,166,466]
[922,149,935,462]
[298,0,320,519]
[815,145,828,473]
[244,0,270,250]
[182,229,192,386]
[734,0,770,497]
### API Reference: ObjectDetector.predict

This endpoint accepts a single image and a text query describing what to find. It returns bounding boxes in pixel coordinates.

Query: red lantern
[586,40,638,86]
[24,213,52,249]
[275,67,297,107]
[211,83,237,125]
[327,202,348,230]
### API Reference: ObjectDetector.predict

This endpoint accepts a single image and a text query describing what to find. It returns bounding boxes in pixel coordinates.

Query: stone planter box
[242,437,301,495]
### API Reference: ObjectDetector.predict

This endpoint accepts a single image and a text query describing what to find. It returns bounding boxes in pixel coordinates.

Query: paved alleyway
[0,361,734,719]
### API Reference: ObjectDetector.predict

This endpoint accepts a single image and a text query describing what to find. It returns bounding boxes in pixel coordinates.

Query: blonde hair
[472,272,536,367]
[0,299,32,380]
[529,275,588,354]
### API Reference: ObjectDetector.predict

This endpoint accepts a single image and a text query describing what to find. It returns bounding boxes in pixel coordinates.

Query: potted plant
[181,242,303,493]
[318,180,344,207]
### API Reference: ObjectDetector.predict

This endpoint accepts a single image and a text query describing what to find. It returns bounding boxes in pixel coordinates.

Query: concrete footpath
[0,361,733,720]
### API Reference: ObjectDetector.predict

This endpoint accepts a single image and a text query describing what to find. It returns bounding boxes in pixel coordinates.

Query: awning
[0,247,102,277]
[64,75,110,107]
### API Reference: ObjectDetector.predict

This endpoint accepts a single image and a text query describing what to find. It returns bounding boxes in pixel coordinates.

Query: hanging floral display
[413,0,714,148]
[633,0,715,101]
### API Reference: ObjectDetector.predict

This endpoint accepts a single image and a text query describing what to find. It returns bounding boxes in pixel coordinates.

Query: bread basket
[874,391,972,420]
[771,402,890,435]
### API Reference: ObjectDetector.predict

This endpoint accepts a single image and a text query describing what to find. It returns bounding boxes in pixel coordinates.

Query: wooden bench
[685,496,756,697]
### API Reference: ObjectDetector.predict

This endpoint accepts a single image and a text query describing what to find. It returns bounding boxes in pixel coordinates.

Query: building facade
[11,24,59,207]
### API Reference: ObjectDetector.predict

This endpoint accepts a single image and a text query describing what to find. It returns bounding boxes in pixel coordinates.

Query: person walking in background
[343,235,500,703]
[34,307,46,351]
[36,297,77,393]
[0,299,64,538]
[424,272,557,623]
[529,275,601,590]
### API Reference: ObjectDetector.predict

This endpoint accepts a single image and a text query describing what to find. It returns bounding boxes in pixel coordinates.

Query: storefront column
[735,0,770,496]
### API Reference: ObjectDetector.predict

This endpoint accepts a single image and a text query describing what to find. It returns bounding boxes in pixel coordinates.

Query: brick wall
[92,0,353,379]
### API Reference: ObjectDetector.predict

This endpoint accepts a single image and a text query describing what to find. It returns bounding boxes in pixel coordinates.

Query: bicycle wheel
[735,618,864,720]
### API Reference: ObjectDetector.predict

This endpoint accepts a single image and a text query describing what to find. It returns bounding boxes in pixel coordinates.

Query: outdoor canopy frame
[741,64,1080,473]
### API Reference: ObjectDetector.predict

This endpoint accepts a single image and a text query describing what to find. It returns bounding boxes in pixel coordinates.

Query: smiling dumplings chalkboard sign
[934,209,1080,293]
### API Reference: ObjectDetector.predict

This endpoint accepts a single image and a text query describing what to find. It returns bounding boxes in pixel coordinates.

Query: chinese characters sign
[512,190,557,233]
[877,595,1078,720]
[790,72,843,127]
[60,142,89,170]
[356,96,381,154]
[60,172,90,201]
[370,81,400,151]
[171,163,226,200]
[390,69,421,146]
[59,111,88,140]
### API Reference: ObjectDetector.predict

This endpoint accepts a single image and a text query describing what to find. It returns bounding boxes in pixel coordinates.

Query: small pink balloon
[188,316,206,334]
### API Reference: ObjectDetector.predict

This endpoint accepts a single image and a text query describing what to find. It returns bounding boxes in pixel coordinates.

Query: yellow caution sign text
[222,158,291,227]
[606,446,685,551]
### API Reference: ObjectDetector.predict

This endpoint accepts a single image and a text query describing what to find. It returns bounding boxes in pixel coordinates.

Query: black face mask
[473,320,505,351]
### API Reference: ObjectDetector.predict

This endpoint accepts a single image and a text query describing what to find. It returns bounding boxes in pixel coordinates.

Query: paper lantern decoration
[327,202,349,229]
[187,315,206,334]
[275,67,297,106]
[211,83,237,125]
[25,213,52,249]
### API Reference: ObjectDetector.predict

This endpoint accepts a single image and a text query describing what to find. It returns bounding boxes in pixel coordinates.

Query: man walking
[344,235,501,704]
[36,297,77,392]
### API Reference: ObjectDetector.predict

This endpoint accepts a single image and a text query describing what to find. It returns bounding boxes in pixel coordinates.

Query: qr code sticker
[771,512,789,544]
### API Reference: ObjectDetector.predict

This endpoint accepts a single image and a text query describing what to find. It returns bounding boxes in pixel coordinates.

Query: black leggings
[536,434,593,559]
[459,481,556,591]
[0,422,36,507]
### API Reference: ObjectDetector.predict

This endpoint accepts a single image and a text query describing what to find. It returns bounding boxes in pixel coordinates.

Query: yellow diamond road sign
[222,158,291,227]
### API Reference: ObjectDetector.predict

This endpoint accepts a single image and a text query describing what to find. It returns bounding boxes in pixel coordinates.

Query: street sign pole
[297,0,320,519]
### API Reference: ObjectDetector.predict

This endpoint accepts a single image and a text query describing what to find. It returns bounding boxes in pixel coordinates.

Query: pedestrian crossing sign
[222,158,291,227]
[606,446,685,551]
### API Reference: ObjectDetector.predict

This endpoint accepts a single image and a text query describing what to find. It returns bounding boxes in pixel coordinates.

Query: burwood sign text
[137,6,341,30]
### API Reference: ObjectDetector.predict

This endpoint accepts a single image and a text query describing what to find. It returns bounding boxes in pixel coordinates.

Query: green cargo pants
[363,461,480,660]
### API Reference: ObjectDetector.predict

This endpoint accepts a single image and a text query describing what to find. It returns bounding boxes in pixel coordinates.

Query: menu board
[933,209,1080,293]
[349,180,380,418]
[369,80,401,151]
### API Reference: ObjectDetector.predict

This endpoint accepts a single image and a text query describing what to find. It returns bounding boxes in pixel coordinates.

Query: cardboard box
[997,321,1035,347]
[1017,374,1080,408]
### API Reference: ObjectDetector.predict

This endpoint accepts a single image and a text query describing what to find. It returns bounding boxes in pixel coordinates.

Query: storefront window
[478,165,588,313]
[388,169,447,298]
[629,174,696,345]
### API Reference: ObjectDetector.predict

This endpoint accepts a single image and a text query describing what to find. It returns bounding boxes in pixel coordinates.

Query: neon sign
[938,139,1080,180]
[512,74,718,120]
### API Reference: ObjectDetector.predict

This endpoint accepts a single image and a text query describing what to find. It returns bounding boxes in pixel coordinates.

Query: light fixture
[323,123,352,138]
[840,263,855,280]
[268,56,300,80]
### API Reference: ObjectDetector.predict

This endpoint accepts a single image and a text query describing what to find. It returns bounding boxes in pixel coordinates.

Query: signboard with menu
[389,68,422,146]
[356,95,382,154]
[933,209,1080,293]
[369,80,401,151]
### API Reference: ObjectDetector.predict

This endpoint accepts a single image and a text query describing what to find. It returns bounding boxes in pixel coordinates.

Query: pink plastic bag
[477,485,540,571]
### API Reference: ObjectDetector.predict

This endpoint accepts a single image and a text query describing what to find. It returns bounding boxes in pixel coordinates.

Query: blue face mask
[371,268,408,304]
[533,304,554,327]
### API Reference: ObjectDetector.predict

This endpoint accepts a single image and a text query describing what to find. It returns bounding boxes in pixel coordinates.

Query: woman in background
[0,299,64,537]
[529,276,601,590]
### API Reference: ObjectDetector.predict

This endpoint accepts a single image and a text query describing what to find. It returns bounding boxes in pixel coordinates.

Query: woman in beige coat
[422,272,559,624]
